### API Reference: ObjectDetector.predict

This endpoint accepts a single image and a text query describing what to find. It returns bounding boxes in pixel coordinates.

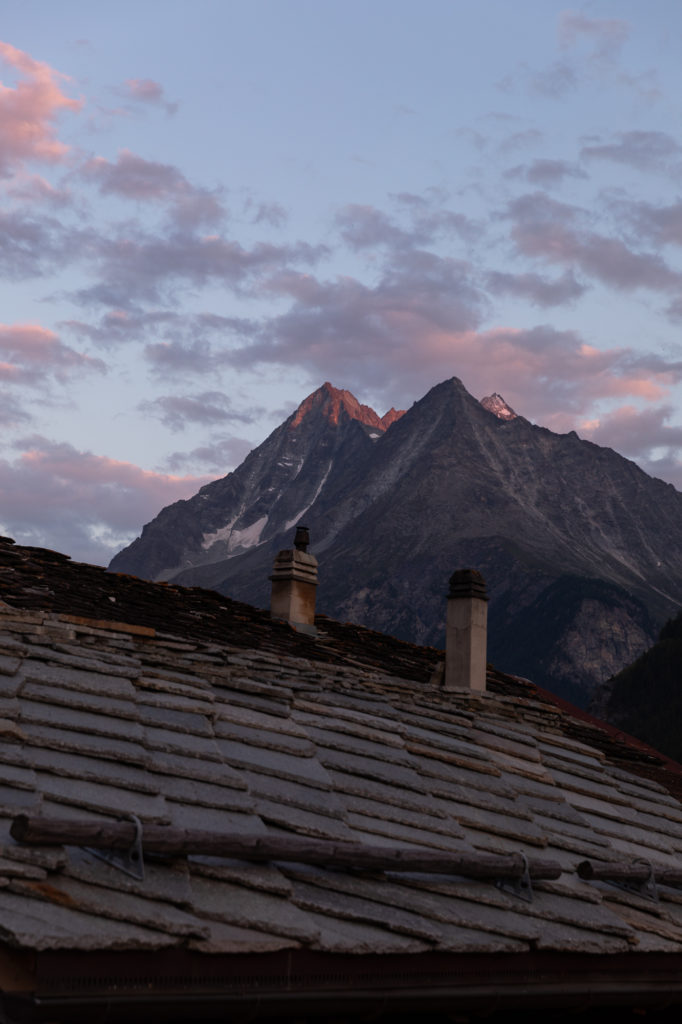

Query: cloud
[217,245,679,421]
[0,207,68,278]
[579,404,682,489]
[123,78,177,115]
[62,310,257,364]
[580,403,682,457]
[558,13,659,102]
[0,435,212,566]
[497,129,544,154]
[138,391,262,431]
[502,11,652,103]
[486,269,587,307]
[211,252,484,406]
[143,339,226,377]
[62,309,180,346]
[0,322,105,387]
[336,204,407,250]
[0,390,32,427]
[580,131,680,172]
[7,173,72,206]
[497,61,576,99]
[71,228,327,308]
[164,435,253,472]
[429,326,680,432]
[245,199,287,228]
[136,314,256,378]
[614,198,682,248]
[665,297,682,322]
[558,11,629,59]
[506,192,682,294]
[336,199,476,252]
[530,61,578,98]
[0,41,82,176]
[81,149,225,229]
[505,158,588,187]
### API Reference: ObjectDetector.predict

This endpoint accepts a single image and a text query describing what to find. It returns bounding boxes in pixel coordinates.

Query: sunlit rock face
[111,377,682,706]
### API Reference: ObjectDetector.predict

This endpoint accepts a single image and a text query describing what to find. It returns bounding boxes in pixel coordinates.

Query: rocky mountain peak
[480,393,518,421]
[290,382,403,432]
[380,407,406,429]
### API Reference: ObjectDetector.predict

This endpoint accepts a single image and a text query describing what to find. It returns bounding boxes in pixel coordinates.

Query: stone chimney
[269,526,318,635]
[444,569,488,692]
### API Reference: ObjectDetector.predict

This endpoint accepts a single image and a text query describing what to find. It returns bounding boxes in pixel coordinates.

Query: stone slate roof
[3,536,682,1015]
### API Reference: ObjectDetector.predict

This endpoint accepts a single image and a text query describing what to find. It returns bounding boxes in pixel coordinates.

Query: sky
[2,1,682,565]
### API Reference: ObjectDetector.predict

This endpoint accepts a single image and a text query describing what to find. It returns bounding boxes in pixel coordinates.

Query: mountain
[590,611,682,761]
[110,382,406,582]
[111,378,682,705]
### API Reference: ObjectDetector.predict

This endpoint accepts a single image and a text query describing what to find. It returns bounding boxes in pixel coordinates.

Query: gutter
[5,950,682,1022]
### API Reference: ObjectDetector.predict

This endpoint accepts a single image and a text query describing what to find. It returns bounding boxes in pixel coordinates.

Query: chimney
[269,526,318,635]
[444,569,488,692]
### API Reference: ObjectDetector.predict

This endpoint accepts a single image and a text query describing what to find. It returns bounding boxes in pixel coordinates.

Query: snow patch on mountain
[201,517,237,550]
[202,515,268,554]
[284,461,333,532]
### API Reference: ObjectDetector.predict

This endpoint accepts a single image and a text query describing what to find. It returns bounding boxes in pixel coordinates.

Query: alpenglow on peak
[290,382,405,431]
[480,393,518,421]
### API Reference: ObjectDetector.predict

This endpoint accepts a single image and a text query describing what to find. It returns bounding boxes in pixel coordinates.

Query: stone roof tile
[3,533,682,975]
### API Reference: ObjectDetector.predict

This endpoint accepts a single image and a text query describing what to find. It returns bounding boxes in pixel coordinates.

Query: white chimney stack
[269,526,318,635]
[444,569,488,692]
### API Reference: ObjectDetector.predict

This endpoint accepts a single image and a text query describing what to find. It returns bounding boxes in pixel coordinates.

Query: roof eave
[6,949,682,1021]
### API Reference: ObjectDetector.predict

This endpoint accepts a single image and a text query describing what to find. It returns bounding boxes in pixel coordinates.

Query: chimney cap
[294,525,310,552]
[448,568,488,601]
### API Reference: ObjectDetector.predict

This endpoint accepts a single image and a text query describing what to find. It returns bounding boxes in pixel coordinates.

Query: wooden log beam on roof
[10,814,562,880]
[578,859,682,886]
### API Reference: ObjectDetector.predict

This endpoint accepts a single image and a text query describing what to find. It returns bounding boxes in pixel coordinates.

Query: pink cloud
[0,322,106,386]
[0,436,213,565]
[7,172,71,206]
[0,41,82,175]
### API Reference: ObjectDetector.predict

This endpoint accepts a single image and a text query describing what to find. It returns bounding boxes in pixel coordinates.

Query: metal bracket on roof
[495,852,533,903]
[86,814,145,881]
[608,858,659,904]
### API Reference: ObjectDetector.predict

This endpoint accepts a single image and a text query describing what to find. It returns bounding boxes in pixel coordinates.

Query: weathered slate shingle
[3,532,682,974]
